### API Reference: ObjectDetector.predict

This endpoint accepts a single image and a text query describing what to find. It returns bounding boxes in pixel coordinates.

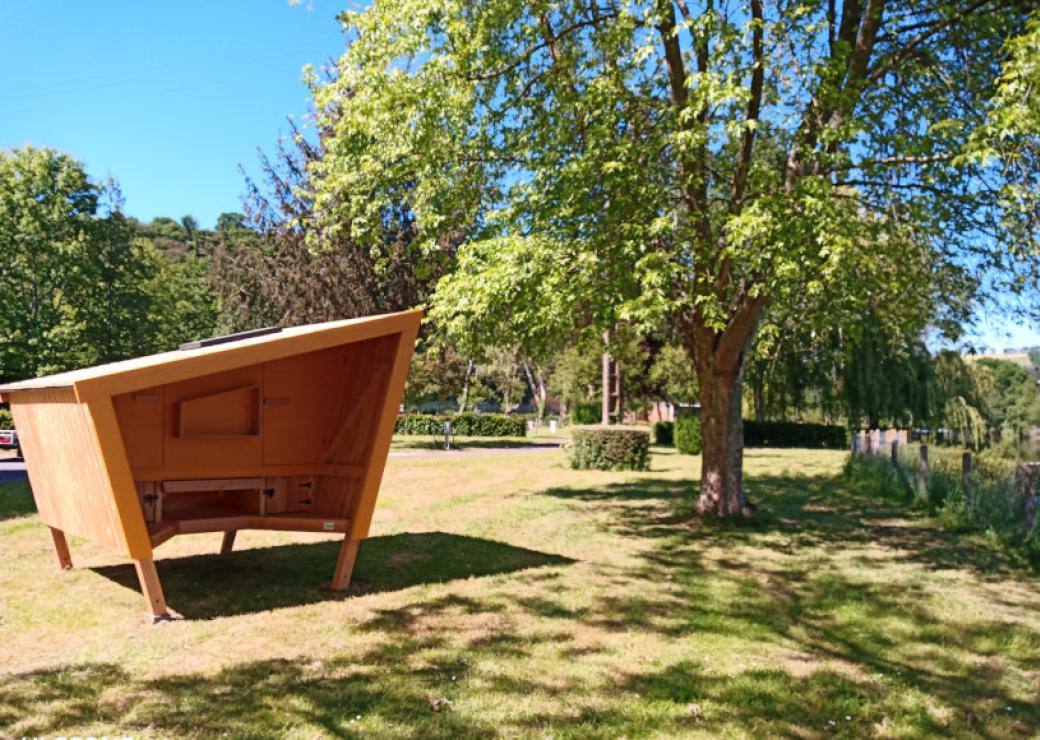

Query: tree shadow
[545,469,1033,578]
[91,531,573,620]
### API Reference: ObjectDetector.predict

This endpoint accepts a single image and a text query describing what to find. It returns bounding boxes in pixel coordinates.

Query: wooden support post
[48,527,73,570]
[220,530,237,555]
[133,559,170,622]
[328,537,361,591]
[962,452,973,509]
[890,439,899,468]
[918,445,929,501]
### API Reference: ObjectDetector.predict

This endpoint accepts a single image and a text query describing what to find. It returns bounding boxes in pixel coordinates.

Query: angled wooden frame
[0,310,422,621]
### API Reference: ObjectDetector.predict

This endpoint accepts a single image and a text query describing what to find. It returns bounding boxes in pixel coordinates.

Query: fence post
[890,439,899,468]
[918,445,929,501]
[962,452,972,509]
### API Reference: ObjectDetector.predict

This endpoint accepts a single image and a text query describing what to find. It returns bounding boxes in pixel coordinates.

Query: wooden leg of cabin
[48,527,73,570]
[328,537,361,591]
[133,559,170,622]
[220,530,237,555]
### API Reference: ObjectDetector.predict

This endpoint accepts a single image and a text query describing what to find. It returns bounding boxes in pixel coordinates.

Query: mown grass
[1,448,1039,738]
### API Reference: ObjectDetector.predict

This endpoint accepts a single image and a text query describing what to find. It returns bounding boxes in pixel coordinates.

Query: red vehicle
[0,429,19,452]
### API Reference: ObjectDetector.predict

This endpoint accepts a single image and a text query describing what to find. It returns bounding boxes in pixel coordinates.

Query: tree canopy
[306,0,1038,515]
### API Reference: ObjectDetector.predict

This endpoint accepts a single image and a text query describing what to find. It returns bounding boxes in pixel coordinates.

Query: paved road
[0,444,562,478]
[389,442,563,458]
[0,460,27,483]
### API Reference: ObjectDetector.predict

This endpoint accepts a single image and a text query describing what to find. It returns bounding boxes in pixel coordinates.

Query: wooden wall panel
[9,390,130,554]
[323,334,400,467]
[262,345,350,465]
[162,366,262,474]
[113,388,164,470]
[344,329,418,540]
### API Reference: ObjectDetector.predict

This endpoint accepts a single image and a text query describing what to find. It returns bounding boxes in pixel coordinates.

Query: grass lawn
[1,448,1038,737]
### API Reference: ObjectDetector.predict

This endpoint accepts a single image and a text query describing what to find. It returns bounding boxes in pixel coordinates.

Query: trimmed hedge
[396,413,527,437]
[571,403,601,425]
[671,415,846,454]
[743,420,847,449]
[566,426,650,471]
[675,415,702,454]
[653,421,674,446]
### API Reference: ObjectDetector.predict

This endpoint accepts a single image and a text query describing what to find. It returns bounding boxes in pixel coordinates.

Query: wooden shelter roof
[0,309,422,403]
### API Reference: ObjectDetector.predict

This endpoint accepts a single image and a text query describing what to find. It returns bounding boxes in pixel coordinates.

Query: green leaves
[0,147,217,381]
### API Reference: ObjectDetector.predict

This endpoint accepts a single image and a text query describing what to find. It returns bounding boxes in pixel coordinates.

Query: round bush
[566,426,650,471]
[674,414,702,455]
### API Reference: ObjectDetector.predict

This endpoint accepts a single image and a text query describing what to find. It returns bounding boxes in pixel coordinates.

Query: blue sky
[1,0,348,229]
[2,1,1037,350]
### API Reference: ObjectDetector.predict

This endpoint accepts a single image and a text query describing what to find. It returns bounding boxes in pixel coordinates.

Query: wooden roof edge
[0,309,424,403]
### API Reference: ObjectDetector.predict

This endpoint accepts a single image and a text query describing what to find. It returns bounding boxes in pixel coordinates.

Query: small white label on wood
[323,521,334,531]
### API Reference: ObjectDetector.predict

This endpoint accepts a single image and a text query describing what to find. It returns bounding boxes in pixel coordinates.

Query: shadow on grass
[531,469,1040,734]
[92,531,572,620]
[545,469,1030,578]
[0,481,34,520]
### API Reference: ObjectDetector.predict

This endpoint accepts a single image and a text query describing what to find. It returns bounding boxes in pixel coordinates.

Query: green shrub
[566,426,650,471]
[395,413,526,437]
[571,403,600,425]
[0,408,13,430]
[451,413,527,436]
[653,421,674,446]
[744,420,847,449]
[674,415,702,455]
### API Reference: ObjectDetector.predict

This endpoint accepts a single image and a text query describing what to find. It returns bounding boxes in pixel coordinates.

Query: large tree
[0,147,217,381]
[309,1,1038,515]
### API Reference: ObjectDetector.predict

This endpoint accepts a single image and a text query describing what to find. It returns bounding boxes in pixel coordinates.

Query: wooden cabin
[0,310,421,621]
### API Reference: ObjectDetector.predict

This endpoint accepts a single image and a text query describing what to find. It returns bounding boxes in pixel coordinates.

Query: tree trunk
[521,359,547,420]
[697,362,752,517]
[683,302,765,518]
[458,358,475,413]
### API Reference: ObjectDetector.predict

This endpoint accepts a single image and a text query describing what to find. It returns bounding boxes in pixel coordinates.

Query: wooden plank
[148,522,178,548]
[86,398,155,559]
[9,390,130,556]
[177,385,260,437]
[133,559,170,621]
[128,463,364,481]
[262,346,352,465]
[220,530,238,554]
[113,389,164,469]
[257,514,349,533]
[0,310,420,395]
[346,324,420,540]
[74,310,421,402]
[48,527,73,570]
[175,515,252,534]
[160,478,264,493]
[329,538,361,590]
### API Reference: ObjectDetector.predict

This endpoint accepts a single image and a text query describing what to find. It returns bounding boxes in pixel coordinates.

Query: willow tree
[310,1,1037,515]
